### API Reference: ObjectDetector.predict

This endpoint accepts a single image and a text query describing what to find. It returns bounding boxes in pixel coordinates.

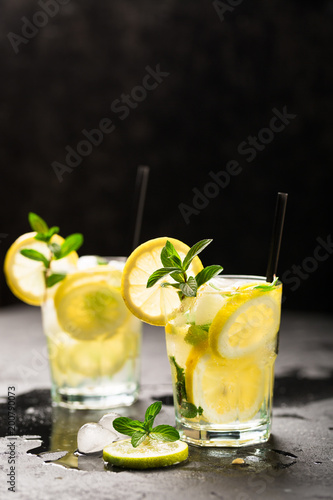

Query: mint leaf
[150,425,180,442]
[20,249,49,268]
[254,277,279,291]
[46,273,66,288]
[161,241,182,268]
[165,240,182,264]
[170,356,186,405]
[147,267,180,288]
[182,239,212,271]
[179,276,197,297]
[180,402,200,419]
[170,271,185,282]
[184,325,209,346]
[48,242,62,259]
[144,416,155,432]
[131,431,149,448]
[195,265,223,288]
[145,401,162,423]
[57,233,83,259]
[112,417,146,436]
[28,212,49,234]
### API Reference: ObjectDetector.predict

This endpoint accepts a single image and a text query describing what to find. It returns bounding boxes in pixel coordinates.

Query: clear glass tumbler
[42,257,142,409]
[164,275,282,447]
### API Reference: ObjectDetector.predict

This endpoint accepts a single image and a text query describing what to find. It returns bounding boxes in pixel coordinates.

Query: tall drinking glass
[164,275,282,447]
[42,258,142,409]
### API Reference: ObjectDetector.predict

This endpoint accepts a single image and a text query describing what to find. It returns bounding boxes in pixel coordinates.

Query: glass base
[51,384,139,410]
[177,420,271,447]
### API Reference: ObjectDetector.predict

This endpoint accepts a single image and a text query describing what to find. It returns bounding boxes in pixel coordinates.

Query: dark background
[0,0,332,311]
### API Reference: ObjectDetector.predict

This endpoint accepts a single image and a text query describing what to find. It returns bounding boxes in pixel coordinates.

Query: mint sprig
[19,212,83,288]
[147,239,223,300]
[112,401,179,448]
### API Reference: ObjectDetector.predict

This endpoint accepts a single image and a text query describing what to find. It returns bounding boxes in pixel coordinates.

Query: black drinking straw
[266,192,288,282]
[131,165,150,251]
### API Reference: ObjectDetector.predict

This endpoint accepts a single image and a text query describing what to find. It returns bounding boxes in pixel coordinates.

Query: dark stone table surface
[0,304,332,500]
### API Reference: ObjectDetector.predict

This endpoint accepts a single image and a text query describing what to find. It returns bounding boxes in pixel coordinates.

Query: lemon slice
[121,237,203,326]
[4,232,78,306]
[51,331,129,386]
[103,438,188,469]
[209,286,282,359]
[54,268,128,341]
[186,351,265,423]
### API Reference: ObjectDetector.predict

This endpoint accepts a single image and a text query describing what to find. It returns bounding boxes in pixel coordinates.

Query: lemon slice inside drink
[103,438,188,469]
[3,232,78,306]
[209,285,282,359]
[54,268,128,341]
[121,237,203,326]
[185,350,265,423]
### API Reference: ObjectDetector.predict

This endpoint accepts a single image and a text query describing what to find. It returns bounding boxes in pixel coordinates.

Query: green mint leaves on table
[147,239,223,300]
[170,356,203,419]
[254,277,279,291]
[20,212,83,288]
[112,401,180,448]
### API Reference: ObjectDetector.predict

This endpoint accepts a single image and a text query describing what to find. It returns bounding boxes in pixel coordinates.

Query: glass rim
[203,275,282,287]
[216,274,266,280]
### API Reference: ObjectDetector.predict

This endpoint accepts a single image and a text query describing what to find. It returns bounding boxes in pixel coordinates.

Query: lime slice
[209,286,282,359]
[3,232,78,306]
[121,237,203,326]
[54,268,128,340]
[103,438,188,469]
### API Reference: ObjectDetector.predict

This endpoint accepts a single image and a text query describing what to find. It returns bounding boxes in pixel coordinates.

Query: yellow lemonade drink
[164,276,282,447]
[42,260,142,409]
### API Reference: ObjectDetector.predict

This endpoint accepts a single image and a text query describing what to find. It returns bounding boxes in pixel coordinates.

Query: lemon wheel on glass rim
[121,237,203,326]
[3,232,78,306]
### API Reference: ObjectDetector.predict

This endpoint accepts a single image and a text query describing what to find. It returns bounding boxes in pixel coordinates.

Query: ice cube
[195,292,225,325]
[77,255,101,270]
[98,412,127,440]
[77,423,118,454]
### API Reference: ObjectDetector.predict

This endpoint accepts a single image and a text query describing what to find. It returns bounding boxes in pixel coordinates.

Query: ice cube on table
[98,412,127,440]
[77,423,118,454]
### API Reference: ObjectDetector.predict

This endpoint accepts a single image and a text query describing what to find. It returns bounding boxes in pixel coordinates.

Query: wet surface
[0,382,322,473]
[1,309,333,499]
[0,387,304,473]
[273,370,333,407]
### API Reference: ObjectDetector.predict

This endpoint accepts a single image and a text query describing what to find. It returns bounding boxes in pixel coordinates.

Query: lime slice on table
[209,285,282,359]
[103,438,188,469]
[3,232,78,306]
[121,237,203,326]
[54,267,128,341]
